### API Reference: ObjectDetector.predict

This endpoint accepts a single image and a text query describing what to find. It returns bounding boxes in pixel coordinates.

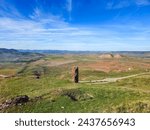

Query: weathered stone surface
[0,95,29,111]
[13,95,29,105]
[72,66,79,83]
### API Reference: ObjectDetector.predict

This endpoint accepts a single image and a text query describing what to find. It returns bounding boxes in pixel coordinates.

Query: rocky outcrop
[0,95,29,110]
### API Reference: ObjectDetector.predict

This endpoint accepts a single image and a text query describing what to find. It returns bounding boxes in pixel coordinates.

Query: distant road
[80,72,150,84]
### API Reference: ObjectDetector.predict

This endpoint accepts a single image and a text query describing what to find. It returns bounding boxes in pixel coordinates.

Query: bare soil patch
[80,60,150,72]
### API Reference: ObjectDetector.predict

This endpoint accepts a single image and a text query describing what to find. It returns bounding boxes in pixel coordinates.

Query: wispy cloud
[66,0,72,12]
[107,0,150,10]
[0,0,22,18]
[30,7,68,28]
[135,0,150,5]
[66,0,72,20]
[106,0,130,9]
[0,0,150,51]
[0,16,150,51]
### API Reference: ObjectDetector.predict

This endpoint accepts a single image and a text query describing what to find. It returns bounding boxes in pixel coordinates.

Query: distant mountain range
[19,49,150,55]
[19,49,150,58]
[0,48,44,62]
[0,48,149,63]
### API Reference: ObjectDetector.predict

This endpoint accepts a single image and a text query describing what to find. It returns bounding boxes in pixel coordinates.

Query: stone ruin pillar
[72,66,79,83]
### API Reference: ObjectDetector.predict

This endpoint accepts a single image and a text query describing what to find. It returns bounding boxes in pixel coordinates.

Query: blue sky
[0,0,150,51]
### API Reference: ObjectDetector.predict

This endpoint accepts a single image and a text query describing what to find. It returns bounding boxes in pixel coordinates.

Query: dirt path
[0,74,9,78]
[80,72,150,84]
[0,74,15,79]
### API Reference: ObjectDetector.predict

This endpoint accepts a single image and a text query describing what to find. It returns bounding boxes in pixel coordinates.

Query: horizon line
[0,48,150,52]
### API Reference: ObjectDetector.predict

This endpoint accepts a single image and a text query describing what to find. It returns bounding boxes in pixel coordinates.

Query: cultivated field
[0,53,150,112]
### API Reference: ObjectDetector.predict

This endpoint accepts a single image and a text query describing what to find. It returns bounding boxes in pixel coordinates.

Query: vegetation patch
[0,52,150,112]
[107,101,150,113]
[61,89,94,101]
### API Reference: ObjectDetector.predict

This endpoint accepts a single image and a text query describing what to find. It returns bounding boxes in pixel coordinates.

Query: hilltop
[99,54,123,59]
[0,48,44,62]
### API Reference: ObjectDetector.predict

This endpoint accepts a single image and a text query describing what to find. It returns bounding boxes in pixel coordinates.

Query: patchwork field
[0,52,150,112]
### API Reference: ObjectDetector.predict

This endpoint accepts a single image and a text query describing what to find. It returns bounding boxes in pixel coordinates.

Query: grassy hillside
[0,53,150,112]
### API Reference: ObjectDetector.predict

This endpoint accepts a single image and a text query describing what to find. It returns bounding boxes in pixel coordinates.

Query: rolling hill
[0,48,44,62]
